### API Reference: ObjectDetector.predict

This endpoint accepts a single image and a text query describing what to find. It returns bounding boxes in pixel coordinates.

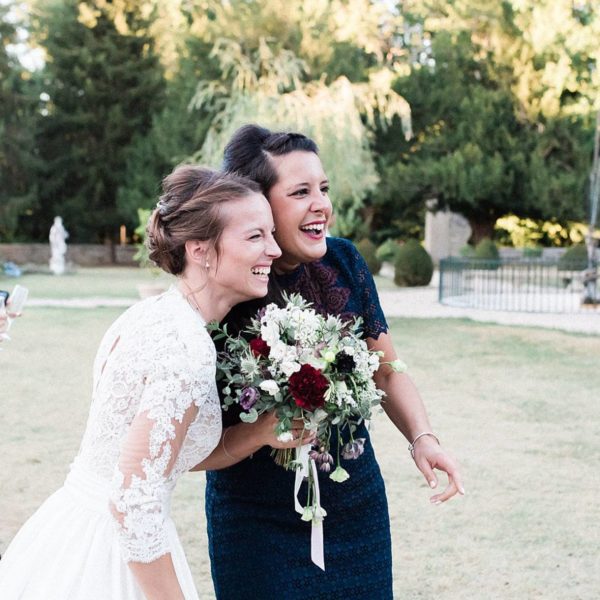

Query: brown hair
[146,165,261,275]
[222,124,319,196]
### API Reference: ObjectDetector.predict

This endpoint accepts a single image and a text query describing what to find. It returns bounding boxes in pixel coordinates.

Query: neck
[178,273,235,323]
[273,255,301,275]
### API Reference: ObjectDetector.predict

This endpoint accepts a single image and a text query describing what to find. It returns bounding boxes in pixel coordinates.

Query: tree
[384,31,528,241]
[29,0,165,243]
[373,0,598,243]
[184,0,411,238]
[0,1,39,241]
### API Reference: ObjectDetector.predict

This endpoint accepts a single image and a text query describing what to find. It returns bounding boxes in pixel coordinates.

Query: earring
[205,258,210,269]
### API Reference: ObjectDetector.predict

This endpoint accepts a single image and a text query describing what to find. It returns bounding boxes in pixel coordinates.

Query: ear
[184,240,209,266]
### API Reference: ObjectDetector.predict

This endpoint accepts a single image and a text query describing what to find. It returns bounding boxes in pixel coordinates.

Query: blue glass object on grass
[3,262,22,278]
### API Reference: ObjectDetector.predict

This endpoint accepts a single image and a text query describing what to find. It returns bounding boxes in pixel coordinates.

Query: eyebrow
[286,179,329,191]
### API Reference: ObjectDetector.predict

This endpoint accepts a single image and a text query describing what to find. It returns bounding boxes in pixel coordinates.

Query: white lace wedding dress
[0,286,222,599]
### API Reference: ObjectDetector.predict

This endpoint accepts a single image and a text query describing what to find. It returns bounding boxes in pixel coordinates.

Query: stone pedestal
[424,201,471,262]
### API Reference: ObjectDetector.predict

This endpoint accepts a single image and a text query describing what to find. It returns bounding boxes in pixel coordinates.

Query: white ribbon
[294,444,326,571]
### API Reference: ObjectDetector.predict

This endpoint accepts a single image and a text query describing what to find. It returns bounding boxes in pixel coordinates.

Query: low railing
[439,257,599,313]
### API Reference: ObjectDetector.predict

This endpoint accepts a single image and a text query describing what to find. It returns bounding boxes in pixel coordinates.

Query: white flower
[389,359,408,373]
[280,360,301,377]
[260,321,280,347]
[259,380,280,396]
[269,340,297,363]
[277,431,294,443]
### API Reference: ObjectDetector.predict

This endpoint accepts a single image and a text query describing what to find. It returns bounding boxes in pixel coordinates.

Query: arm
[109,355,202,599]
[369,331,464,503]
[192,412,316,471]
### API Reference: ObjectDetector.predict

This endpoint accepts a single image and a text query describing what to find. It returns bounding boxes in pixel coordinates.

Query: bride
[0,165,301,599]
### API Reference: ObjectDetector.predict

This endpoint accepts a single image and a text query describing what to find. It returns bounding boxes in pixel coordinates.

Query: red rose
[288,364,329,411]
[249,337,270,358]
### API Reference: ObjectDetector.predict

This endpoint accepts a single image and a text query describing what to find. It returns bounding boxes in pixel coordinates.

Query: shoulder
[113,288,215,367]
[325,236,360,259]
[323,236,367,278]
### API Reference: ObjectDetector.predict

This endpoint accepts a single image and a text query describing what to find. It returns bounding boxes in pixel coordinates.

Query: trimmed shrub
[375,238,400,263]
[394,240,434,287]
[523,246,543,259]
[459,244,475,258]
[356,238,382,275]
[472,238,500,270]
[558,244,589,271]
[474,238,500,260]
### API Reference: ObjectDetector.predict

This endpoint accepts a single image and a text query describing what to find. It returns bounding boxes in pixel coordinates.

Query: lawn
[1,282,598,598]
[0,266,174,300]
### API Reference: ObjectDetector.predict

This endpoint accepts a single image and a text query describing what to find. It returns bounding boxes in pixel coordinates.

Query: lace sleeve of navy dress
[321,237,389,339]
[107,326,211,563]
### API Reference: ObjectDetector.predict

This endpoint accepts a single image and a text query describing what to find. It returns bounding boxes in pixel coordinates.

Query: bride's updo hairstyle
[146,165,261,275]
[222,124,318,196]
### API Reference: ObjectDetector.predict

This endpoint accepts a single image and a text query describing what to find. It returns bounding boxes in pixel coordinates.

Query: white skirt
[0,464,200,600]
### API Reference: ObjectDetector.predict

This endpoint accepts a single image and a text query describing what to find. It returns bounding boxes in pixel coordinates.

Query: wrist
[408,431,440,458]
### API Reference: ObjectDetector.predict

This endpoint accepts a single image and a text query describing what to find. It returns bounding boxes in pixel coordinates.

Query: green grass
[0,267,174,299]
[1,307,598,598]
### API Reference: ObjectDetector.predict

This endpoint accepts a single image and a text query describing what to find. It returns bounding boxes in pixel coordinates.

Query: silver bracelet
[221,428,239,461]
[408,431,440,458]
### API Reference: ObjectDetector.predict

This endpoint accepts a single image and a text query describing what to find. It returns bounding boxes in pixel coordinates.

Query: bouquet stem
[272,448,295,470]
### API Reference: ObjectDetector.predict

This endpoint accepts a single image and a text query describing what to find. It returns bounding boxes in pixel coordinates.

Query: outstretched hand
[412,437,465,504]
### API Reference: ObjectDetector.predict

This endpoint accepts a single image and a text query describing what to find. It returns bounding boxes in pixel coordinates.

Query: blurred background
[1,0,599,255]
[1,3,600,598]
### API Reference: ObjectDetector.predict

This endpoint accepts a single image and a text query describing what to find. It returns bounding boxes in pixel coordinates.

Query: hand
[253,412,316,450]
[412,437,465,504]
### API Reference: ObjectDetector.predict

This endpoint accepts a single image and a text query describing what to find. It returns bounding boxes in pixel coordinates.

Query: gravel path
[27,283,600,335]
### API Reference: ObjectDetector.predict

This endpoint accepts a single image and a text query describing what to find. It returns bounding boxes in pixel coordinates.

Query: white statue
[49,216,69,275]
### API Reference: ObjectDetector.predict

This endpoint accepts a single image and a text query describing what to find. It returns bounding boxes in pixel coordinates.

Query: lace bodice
[76,286,222,563]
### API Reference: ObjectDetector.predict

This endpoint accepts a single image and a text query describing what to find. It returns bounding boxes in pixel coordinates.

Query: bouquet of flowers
[211,293,406,569]
[211,293,406,480]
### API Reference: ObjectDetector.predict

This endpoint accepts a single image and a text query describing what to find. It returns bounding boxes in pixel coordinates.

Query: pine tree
[0,2,39,241]
[32,0,165,243]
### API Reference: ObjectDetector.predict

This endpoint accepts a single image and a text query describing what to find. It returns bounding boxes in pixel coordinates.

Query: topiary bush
[394,240,434,287]
[472,238,500,270]
[522,246,543,259]
[375,238,400,264]
[474,238,500,260]
[558,244,589,271]
[356,238,382,275]
[459,244,475,258]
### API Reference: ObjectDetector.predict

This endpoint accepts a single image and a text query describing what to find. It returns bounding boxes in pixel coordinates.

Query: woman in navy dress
[198,125,464,599]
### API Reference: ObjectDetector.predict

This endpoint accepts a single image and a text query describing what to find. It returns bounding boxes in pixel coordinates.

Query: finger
[430,479,459,505]
[415,456,438,490]
[433,455,465,496]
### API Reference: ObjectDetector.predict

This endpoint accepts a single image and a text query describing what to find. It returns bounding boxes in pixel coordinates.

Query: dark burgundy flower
[239,387,259,410]
[288,364,329,411]
[333,352,356,373]
[249,337,270,358]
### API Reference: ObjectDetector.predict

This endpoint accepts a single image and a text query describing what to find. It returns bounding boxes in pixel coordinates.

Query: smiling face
[267,151,332,272]
[211,192,281,303]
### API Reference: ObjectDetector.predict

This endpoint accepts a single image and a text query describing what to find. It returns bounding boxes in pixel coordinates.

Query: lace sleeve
[350,243,389,339]
[109,349,205,563]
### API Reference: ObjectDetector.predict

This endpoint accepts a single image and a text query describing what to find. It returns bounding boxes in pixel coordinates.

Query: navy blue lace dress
[205,237,393,600]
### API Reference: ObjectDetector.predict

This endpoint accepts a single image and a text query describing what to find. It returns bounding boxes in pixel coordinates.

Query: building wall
[0,244,138,267]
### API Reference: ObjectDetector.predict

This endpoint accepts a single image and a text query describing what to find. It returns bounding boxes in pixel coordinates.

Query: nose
[265,232,282,259]
[310,190,332,216]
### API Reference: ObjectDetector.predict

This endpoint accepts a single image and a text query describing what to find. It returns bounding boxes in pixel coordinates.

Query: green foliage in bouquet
[356,239,381,275]
[394,240,434,287]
